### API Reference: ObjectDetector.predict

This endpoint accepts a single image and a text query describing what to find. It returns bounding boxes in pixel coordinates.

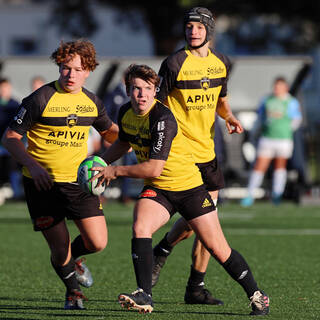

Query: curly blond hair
[51,39,99,71]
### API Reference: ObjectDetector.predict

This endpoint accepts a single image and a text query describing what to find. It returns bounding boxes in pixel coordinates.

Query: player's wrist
[113,166,120,178]
[224,113,234,122]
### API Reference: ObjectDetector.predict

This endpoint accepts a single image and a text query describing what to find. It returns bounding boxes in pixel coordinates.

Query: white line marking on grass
[224,229,320,235]
[219,213,254,219]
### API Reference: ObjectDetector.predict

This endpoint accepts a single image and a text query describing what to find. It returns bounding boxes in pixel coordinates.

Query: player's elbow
[149,167,163,178]
[148,164,164,178]
[145,160,165,178]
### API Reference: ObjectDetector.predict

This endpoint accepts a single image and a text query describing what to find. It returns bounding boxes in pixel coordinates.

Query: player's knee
[85,237,108,253]
[205,244,231,264]
[132,223,152,238]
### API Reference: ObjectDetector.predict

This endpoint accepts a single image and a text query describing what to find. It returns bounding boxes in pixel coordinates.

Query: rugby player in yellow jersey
[93,64,269,315]
[1,40,118,310]
[153,7,269,315]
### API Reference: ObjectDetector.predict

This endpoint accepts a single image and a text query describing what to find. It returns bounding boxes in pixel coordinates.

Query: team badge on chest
[200,77,210,91]
[66,114,78,127]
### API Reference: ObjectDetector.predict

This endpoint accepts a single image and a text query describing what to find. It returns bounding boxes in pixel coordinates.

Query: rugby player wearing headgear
[152,6,269,315]
[1,39,118,310]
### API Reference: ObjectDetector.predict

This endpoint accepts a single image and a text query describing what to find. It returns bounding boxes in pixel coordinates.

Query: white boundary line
[224,229,320,235]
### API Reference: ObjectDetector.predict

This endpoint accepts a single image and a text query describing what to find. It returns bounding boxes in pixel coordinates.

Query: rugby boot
[184,285,224,305]
[64,289,87,310]
[118,288,153,313]
[75,257,93,288]
[249,290,270,316]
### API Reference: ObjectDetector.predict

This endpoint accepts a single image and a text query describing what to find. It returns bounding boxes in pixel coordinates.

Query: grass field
[0,199,319,320]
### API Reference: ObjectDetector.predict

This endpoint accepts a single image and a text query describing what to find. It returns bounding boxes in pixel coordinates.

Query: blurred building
[0,1,153,57]
[0,0,319,203]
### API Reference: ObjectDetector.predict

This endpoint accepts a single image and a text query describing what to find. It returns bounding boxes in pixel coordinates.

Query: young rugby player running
[1,40,118,310]
[93,63,269,315]
[152,6,251,307]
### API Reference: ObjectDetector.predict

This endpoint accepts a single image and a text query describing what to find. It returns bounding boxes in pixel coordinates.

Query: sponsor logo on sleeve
[153,121,165,153]
[14,107,27,124]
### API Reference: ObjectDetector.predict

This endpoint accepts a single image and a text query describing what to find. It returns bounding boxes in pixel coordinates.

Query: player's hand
[225,114,244,134]
[91,166,117,186]
[28,164,54,191]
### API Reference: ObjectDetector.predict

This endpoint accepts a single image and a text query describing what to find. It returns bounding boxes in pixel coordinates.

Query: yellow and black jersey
[158,47,231,163]
[9,81,113,182]
[118,100,203,191]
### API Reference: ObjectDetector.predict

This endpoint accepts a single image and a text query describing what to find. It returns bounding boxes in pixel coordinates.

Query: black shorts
[196,158,225,192]
[138,185,216,221]
[23,176,104,231]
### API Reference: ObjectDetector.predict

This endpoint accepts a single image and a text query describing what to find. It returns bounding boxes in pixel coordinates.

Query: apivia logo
[66,114,78,128]
[14,107,27,125]
[200,77,210,91]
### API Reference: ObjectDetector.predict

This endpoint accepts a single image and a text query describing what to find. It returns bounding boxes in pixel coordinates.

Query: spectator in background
[241,76,302,206]
[31,76,46,92]
[104,77,139,204]
[0,78,22,199]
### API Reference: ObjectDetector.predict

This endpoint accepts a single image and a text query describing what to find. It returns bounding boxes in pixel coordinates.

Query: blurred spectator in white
[241,76,302,206]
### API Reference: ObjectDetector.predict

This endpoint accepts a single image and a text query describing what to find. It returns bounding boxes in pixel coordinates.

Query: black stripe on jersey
[118,102,132,142]
[122,133,150,148]
[39,116,99,127]
[176,78,225,90]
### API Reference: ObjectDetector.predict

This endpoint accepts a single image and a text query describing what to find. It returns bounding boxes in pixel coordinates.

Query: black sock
[132,238,153,295]
[222,249,259,298]
[71,235,93,259]
[187,265,206,290]
[51,257,80,294]
[153,233,173,257]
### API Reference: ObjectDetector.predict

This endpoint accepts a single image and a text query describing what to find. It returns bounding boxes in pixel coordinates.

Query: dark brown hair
[51,39,99,71]
[124,64,160,95]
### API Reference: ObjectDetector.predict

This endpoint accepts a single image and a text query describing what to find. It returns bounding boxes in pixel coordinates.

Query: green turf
[0,200,319,319]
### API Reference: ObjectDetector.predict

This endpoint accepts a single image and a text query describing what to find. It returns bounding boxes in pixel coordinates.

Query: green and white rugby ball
[77,155,107,196]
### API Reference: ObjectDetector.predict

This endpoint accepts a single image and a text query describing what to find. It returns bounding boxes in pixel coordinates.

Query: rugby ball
[77,155,107,196]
